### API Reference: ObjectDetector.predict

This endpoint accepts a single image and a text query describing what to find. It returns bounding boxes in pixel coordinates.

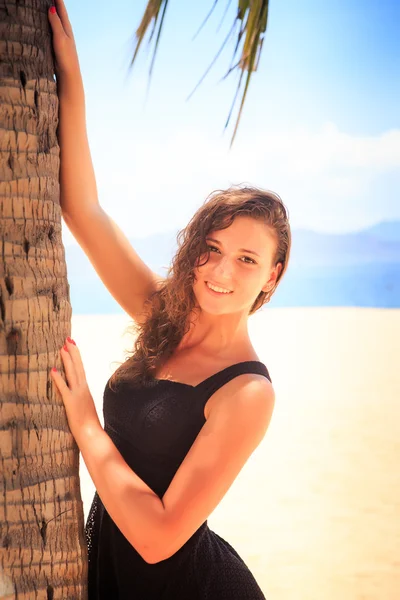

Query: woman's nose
[213,256,234,278]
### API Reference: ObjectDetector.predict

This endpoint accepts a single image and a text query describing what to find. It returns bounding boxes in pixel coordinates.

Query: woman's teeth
[206,282,232,294]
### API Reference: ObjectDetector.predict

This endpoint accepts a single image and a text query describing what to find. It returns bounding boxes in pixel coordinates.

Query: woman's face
[192,216,282,316]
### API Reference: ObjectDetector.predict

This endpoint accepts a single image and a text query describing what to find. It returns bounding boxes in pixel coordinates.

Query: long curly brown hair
[108,185,291,390]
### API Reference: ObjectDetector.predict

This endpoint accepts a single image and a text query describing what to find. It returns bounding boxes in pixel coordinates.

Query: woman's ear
[261,262,283,292]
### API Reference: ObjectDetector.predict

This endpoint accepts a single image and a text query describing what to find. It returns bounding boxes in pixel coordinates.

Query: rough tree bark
[0,0,88,597]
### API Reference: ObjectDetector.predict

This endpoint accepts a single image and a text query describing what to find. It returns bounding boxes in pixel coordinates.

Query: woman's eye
[240,255,256,264]
[206,245,256,264]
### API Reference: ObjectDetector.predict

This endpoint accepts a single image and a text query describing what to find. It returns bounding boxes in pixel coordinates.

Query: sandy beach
[73,307,400,600]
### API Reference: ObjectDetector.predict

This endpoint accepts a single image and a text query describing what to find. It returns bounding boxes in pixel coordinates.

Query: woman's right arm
[49,0,163,322]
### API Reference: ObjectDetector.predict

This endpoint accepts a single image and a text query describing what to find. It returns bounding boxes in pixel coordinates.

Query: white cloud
[62,123,400,246]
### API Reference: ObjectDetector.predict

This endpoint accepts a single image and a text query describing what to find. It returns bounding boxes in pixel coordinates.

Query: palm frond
[192,0,219,41]
[130,0,270,145]
[217,0,234,33]
[129,0,170,75]
[227,0,269,145]
[187,17,238,102]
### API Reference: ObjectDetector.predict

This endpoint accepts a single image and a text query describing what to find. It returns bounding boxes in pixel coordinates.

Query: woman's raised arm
[49,0,164,322]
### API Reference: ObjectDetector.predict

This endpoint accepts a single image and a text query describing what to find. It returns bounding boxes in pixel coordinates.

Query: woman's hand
[48,0,82,88]
[51,337,102,442]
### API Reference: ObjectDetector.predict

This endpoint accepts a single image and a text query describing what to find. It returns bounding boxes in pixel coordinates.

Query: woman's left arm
[51,337,166,564]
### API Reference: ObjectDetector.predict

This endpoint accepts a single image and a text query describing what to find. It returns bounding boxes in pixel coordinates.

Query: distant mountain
[289,221,400,267]
[64,220,400,312]
[362,220,400,243]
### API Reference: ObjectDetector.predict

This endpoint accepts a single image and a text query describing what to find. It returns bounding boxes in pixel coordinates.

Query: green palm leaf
[130,0,170,79]
[129,0,270,146]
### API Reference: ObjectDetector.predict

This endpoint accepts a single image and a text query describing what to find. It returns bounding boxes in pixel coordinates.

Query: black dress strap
[195,360,271,402]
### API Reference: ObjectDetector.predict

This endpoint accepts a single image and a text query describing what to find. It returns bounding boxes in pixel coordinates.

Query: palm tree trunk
[0,1,88,597]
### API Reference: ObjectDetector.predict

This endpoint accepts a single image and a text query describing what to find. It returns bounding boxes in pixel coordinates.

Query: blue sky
[61,0,399,245]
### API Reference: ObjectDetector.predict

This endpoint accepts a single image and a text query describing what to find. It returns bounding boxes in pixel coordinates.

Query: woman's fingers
[48,1,81,81]
[54,0,74,39]
[52,339,87,395]
[60,345,79,390]
[48,4,68,39]
[51,367,71,398]
[64,339,87,385]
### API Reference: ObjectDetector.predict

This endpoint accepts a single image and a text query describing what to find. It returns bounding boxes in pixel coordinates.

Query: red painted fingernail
[50,6,56,14]
[63,344,68,351]
[67,337,76,345]
[52,367,57,372]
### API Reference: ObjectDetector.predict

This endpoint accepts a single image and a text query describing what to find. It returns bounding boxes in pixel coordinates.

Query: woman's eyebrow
[206,237,260,257]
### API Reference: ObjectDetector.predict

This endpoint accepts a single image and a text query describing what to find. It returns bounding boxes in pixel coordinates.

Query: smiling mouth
[205,281,233,294]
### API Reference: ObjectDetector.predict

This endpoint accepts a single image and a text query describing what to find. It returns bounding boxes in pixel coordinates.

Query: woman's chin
[196,296,237,316]
[193,281,241,315]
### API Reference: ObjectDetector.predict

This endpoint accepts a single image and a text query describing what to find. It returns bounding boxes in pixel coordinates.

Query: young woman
[48,1,291,598]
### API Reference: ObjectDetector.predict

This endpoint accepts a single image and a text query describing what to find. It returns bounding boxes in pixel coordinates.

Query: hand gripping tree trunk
[0,1,88,597]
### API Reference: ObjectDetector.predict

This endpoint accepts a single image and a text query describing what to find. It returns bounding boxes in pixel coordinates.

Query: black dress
[85,360,271,599]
